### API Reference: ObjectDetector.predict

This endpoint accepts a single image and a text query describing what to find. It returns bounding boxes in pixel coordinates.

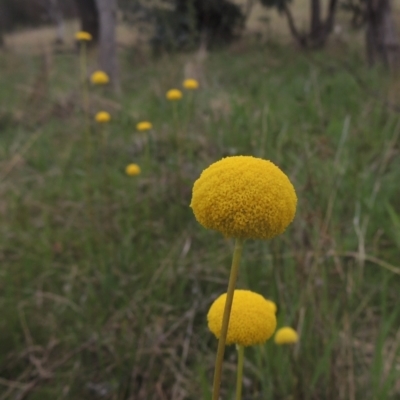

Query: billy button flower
[208,290,277,400]
[274,327,299,345]
[166,89,183,101]
[75,31,92,41]
[183,78,199,90]
[191,156,297,239]
[190,155,297,400]
[125,163,141,176]
[95,111,111,123]
[136,121,152,131]
[208,290,277,346]
[90,70,110,85]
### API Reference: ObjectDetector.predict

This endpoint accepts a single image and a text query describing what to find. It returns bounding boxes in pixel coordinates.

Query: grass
[1,34,400,400]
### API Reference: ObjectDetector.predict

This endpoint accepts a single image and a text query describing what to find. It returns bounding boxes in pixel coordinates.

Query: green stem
[235,345,245,400]
[100,123,111,205]
[145,131,151,172]
[212,238,245,400]
[80,42,91,167]
[79,42,95,252]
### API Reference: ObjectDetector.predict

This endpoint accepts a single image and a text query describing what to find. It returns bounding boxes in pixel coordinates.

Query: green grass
[1,39,400,400]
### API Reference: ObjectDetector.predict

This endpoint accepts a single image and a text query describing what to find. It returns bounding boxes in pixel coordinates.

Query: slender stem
[100,123,111,205]
[235,345,245,400]
[80,42,91,165]
[79,42,96,249]
[186,92,195,161]
[145,131,151,172]
[212,238,245,400]
[172,101,179,143]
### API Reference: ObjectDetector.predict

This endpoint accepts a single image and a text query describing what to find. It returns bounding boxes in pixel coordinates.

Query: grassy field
[1,23,400,400]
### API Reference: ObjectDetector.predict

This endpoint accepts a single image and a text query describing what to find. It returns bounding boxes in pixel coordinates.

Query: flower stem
[80,42,91,169]
[235,345,245,400]
[212,237,245,400]
[79,42,95,250]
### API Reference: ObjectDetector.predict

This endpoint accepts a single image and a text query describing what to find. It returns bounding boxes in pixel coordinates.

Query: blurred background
[1,0,400,399]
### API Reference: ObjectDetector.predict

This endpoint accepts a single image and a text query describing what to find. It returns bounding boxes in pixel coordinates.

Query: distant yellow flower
[125,163,141,176]
[183,79,199,90]
[166,89,183,101]
[95,111,111,123]
[190,156,297,239]
[75,31,92,41]
[90,70,110,85]
[274,327,298,345]
[136,121,152,131]
[207,290,277,346]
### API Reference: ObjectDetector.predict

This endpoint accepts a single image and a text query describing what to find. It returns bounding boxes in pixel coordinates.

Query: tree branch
[283,3,307,47]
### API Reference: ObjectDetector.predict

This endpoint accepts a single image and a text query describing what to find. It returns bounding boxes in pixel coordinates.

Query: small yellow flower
[90,70,110,85]
[190,156,297,239]
[274,327,299,345]
[75,31,92,41]
[207,290,277,347]
[166,89,183,101]
[95,111,111,123]
[136,121,152,131]
[183,79,199,90]
[125,163,141,176]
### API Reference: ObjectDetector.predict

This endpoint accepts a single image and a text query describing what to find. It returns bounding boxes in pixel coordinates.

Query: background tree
[119,0,245,54]
[365,0,399,68]
[96,0,118,91]
[260,0,339,48]
[49,0,65,43]
[74,0,99,43]
[342,0,399,68]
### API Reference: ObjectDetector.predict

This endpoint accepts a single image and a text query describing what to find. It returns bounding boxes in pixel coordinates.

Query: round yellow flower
[95,111,111,123]
[125,164,141,176]
[274,327,298,345]
[266,299,277,314]
[166,89,183,101]
[75,31,92,41]
[90,70,110,85]
[136,121,152,131]
[190,156,297,239]
[183,79,199,90]
[207,290,277,346]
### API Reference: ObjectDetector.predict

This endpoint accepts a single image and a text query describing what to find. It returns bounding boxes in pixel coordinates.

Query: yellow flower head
[136,121,153,131]
[95,111,111,123]
[274,327,299,345]
[125,163,141,176]
[183,79,199,90]
[190,156,297,239]
[166,89,183,101]
[266,299,278,314]
[75,31,92,41]
[207,290,277,347]
[90,70,110,85]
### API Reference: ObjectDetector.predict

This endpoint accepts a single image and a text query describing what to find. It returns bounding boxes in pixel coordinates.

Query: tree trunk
[309,0,338,48]
[0,2,5,47]
[283,0,338,49]
[310,0,322,37]
[74,0,99,44]
[49,0,65,44]
[96,0,119,92]
[366,0,400,69]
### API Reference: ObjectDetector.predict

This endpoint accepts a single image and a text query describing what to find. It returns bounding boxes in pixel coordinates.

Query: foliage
[259,0,291,13]
[0,0,76,32]
[341,0,368,28]
[1,42,400,399]
[119,0,245,53]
